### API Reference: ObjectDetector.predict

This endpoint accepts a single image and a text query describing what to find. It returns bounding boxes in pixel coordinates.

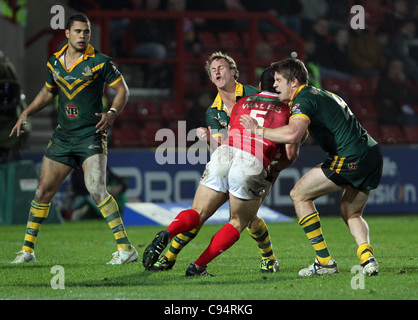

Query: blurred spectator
[64,167,128,220]
[186,89,213,134]
[299,0,328,36]
[384,0,410,37]
[324,28,352,74]
[302,18,332,67]
[186,0,233,33]
[325,0,350,33]
[131,0,171,87]
[391,20,418,80]
[167,0,202,57]
[347,27,387,77]
[375,59,418,125]
[375,26,393,60]
[0,52,29,163]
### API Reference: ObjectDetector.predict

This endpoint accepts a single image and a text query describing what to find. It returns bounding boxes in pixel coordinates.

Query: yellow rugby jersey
[46,44,123,136]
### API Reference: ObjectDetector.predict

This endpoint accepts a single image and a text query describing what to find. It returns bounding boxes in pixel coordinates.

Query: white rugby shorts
[200,145,268,200]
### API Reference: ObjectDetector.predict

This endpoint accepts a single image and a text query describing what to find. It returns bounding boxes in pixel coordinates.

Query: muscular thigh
[192,184,228,223]
[292,164,343,201]
[229,193,261,232]
[37,156,73,202]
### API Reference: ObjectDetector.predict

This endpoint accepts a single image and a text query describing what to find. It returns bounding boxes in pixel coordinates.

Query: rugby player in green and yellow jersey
[10,13,138,265]
[152,53,295,273]
[241,58,382,277]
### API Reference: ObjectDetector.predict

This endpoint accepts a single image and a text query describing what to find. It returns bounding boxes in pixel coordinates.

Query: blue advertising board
[22,144,418,217]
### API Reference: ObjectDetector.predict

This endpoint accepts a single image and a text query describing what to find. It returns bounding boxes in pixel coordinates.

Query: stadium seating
[322,77,347,97]
[351,99,379,122]
[380,125,408,144]
[347,76,372,98]
[133,101,160,121]
[361,120,381,143]
[218,32,241,49]
[403,125,418,144]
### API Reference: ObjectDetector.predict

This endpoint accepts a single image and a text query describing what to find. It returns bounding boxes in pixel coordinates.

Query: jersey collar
[289,84,306,106]
[210,82,244,112]
[54,44,96,71]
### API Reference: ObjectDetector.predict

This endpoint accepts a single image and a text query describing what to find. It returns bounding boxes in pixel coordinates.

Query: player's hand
[9,113,28,137]
[196,127,209,142]
[95,112,115,133]
[239,114,258,134]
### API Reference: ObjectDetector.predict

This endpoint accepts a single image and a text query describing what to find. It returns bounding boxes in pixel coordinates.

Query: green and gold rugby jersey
[290,85,377,158]
[206,82,259,138]
[45,44,123,137]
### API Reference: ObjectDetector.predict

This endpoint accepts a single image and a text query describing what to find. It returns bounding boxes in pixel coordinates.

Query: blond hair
[204,51,239,80]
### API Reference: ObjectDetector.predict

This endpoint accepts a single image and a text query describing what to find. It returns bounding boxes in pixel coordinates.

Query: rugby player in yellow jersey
[10,13,138,264]
[152,53,297,273]
[241,58,382,276]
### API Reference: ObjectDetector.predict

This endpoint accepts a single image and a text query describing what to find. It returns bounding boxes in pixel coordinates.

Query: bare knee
[34,187,54,203]
[290,185,302,204]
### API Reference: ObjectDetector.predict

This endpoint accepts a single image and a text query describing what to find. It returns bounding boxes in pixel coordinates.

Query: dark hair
[65,13,90,30]
[271,58,309,85]
[259,67,275,92]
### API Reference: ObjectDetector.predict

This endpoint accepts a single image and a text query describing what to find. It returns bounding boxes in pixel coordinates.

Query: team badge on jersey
[65,103,79,119]
[81,66,94,80]
[310,88,319,94]
[52,69,60,81]
[348,162,358,170]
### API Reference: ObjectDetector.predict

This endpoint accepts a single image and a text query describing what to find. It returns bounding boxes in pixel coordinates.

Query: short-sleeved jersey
[45,44,123,137]
[226,92,289,168]
[290,85,377,158]
[205,82,259,138]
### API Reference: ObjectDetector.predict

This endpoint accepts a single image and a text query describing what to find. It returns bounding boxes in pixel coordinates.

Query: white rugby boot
[299,257,338,276]
[11,250,36,264]
[107,247,138,265]
[361,257,379,276]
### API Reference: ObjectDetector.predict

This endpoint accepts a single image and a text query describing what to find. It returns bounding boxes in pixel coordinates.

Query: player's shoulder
[242,84,260,96]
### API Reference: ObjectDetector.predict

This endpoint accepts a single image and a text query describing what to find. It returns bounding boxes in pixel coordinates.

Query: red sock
[194,223,240,268]
[166,209,200,240]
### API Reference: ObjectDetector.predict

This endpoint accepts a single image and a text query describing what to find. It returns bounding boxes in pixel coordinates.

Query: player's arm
[9,84,57,137]
[240,114,309,144]
[95,77,129,133]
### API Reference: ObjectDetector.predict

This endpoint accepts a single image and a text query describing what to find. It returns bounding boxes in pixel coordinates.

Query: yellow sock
[165,225,202,261]
[247,218,276,260]
[299,212,331,265]
[23,201,50,253]
[98,195,132,252]
[357,243,374,265]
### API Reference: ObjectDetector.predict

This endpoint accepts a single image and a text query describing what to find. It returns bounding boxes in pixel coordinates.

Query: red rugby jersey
[225,92,289,168]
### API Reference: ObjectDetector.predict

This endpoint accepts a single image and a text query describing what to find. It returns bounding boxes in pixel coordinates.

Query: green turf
[0,215,416,300]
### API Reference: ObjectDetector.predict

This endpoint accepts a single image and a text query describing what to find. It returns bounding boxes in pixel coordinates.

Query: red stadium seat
[218,32,241,49]
[361,120,381,142]
[380,125,408,144]
[322,77,347,96]
[133,101,159,121]
[264,32,288,47]
[347,77,372,98]
[198,31,218,49]
[111,125,138,148]
[403,125,418,144]
[351,99,379,121]
[160,101,185,121]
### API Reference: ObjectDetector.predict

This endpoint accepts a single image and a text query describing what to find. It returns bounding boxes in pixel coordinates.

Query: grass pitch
[0,215,416,301]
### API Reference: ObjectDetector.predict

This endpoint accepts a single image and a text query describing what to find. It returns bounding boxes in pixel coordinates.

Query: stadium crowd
[66,0,418,145]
